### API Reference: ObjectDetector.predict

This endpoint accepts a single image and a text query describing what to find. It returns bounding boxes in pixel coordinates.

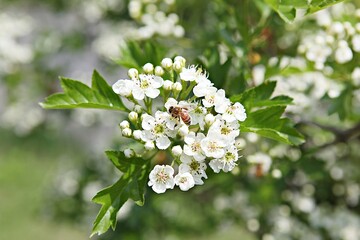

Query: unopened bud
[128,68,138,79]
[161,58,173,70]
[163,80,173,91]
[120,120,130,129]
[143,63,154,73]
[133,105,143,114]
[172,82,182,92]
[122,128,132,137]
[173,61,183,72]
[128,111,138,123]
[178,124,189,136]
[124,148,135,158]
[174,56,186,66]
[145,141,155,150]
[133,130,142,140]
[205,114,215,126]
[154,66,164,76]
[172,145,182,156]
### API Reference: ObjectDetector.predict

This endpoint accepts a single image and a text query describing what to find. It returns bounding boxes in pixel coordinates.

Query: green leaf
[328,85,354,121]
[115,41,166,69]
[307,0,345,14]
[231,81,283,111]
[241,106,304,145]
[264,0,344,23]
[91,151,150,236]
[40,70,126,111]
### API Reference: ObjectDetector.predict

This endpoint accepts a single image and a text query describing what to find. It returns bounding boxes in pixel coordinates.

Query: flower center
[224,152,235,162]
[207,95,215,104]
[191,142,201,152]
[156,170,169,183]
[140,79,150,89]
[190,160,200,171]
[179,177,188,183]
[208,141,218,152]
[153,124,165,134]
[221,126,231,135]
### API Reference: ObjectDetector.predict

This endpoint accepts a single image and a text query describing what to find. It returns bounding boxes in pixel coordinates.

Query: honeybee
[255,163,263,178]
[168,106,191,125]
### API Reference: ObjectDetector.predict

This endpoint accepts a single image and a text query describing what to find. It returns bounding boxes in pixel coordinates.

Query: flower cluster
[112,56,246,193]
[298,3,360,70]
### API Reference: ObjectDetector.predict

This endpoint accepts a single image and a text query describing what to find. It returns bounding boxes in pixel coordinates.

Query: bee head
[168,106,174,113]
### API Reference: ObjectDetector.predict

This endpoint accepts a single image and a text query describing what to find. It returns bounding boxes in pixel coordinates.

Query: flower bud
[163,80,173,91]
[172,82,182,92]
[133,105,143,114]
[128,68,138,79]
[178,124,189,136]
[124,148,135,158]
[205,113,215,126]
[174,56,186,66]
[161,58,173,70]
[172,145,182,157]
[272,169,282,179]
[128,111,138,123]
[143,63,154,73]
[119,120,130,129]
[173,61,183,72]
[154,66,164,76]
[133,130,142,140]
[145,141,155,150]
[121,128,132,137]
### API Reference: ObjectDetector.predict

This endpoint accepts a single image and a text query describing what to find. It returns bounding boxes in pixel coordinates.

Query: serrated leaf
[40,70,126,111]
[230,81,278,111]
[307,0,345,14]
[91,151,150,237]
[264,0,344,23]
[241,106,304,145]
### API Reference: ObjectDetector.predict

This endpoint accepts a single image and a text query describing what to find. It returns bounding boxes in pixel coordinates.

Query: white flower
[209,145,239,173]
[133,130,142,140]
[335,41,353,64]
[141,111,176,149]
[174,172,195,191]
[352,34,360,52]
[200,136,226,158]
[179,155,207,185]
[180,65,198,81]
[188,103,206,129]
[132,74,163,100]
[351,67,360,86]
[222,102,247,122]
[208,118,240,143]
[112,79,134,97]
[183,132,206,161]
[203,88,230,113]
[148,165,175,193]
[164,98,190,128]
[193,79,213,97]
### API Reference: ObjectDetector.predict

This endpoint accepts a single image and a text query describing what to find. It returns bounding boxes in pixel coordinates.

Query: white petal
[209,159,221,173]
[132,87,145,100]
[152,76,164,88]
[141,114,155,130]
[145,88,160,98]
[152,183,167,193]
[156,136,171,149]
[184,132,196,144]
[165,98,178,110]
